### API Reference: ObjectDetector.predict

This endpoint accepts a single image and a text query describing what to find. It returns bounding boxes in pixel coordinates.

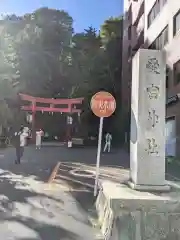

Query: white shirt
[20,132,28,147]
[15,130,28,147]
[105,133,112,143]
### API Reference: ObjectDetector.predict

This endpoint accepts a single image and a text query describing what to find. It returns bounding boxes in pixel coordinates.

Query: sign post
[94,116,104,196]
[90,91,116,196]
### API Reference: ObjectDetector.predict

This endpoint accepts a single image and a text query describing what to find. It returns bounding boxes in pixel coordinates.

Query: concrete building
[122,0,180,157]
[121,0,145,140]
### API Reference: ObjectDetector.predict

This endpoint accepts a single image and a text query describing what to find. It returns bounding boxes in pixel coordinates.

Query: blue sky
[0,0,123,32]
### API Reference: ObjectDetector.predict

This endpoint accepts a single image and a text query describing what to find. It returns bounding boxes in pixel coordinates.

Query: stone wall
[96,181,180,240]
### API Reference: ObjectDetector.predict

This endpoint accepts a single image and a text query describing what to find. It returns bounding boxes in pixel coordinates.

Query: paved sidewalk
[0,147,101,240]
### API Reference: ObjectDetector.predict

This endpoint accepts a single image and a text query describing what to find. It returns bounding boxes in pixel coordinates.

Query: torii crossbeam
[19,93,84,146]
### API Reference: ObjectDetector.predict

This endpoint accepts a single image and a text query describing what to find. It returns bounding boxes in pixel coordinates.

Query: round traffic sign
[90,91,116,117]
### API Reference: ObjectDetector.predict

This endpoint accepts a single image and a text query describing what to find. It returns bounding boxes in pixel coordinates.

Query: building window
[174,60,180,85]
[161,0,167,5]
[148,25,168,50]
[128,26,131,40]
[148,0,167,28]
[173,10,180,36]
[166,67,169,89]
[148,42,156,49]
[128,62,132,73]
[128,45,131,58]
[128,4,132,21]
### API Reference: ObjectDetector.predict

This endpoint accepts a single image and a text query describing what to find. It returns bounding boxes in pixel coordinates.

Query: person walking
[36,129,44,149]
[103,132,112,153]
[13,126,28,164]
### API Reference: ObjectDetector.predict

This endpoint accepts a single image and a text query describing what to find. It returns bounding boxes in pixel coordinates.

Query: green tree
[0,22,20,127]
[99,17,124,143]
[0,10,124,143]
[67,27,102,136]
[70,27,101,96]
[0,8,74,129]
[69,17,123,141]
[1,8,74,97]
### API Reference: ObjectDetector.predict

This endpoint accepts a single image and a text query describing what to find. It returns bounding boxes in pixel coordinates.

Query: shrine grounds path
[0,144,178,239]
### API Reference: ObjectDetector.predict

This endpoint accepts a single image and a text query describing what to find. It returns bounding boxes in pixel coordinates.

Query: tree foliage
[70,17,123,140]
[0,9,123,142]
[0,8,74,127]
[1,8,73,97]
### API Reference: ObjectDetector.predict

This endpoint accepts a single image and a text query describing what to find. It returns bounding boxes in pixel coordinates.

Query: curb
[47,162,61,183]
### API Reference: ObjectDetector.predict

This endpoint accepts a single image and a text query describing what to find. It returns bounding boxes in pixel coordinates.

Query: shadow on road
[0,171,82,239]
[53,160,129,215]
[0,215,78,240]
[0,146,114,239]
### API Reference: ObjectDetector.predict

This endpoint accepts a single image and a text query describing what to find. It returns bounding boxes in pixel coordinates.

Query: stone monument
[129,49,169,191]
[95,49,180,240]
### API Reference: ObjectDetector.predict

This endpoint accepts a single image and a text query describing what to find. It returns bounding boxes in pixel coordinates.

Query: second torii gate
[19,93,84,147]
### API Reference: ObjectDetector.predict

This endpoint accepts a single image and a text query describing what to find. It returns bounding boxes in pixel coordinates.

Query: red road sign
[90,91,116,117]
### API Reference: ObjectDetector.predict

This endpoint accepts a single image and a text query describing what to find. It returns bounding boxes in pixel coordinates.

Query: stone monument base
[128,180,171,192]
[96,180,180,240]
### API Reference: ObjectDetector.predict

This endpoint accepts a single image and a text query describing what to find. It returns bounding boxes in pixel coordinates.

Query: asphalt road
[48,147,180,210]
[0,145,107,240]
[0,144,179,239]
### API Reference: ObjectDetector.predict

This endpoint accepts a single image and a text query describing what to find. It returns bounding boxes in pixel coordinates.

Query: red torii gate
[19,93,84,145]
